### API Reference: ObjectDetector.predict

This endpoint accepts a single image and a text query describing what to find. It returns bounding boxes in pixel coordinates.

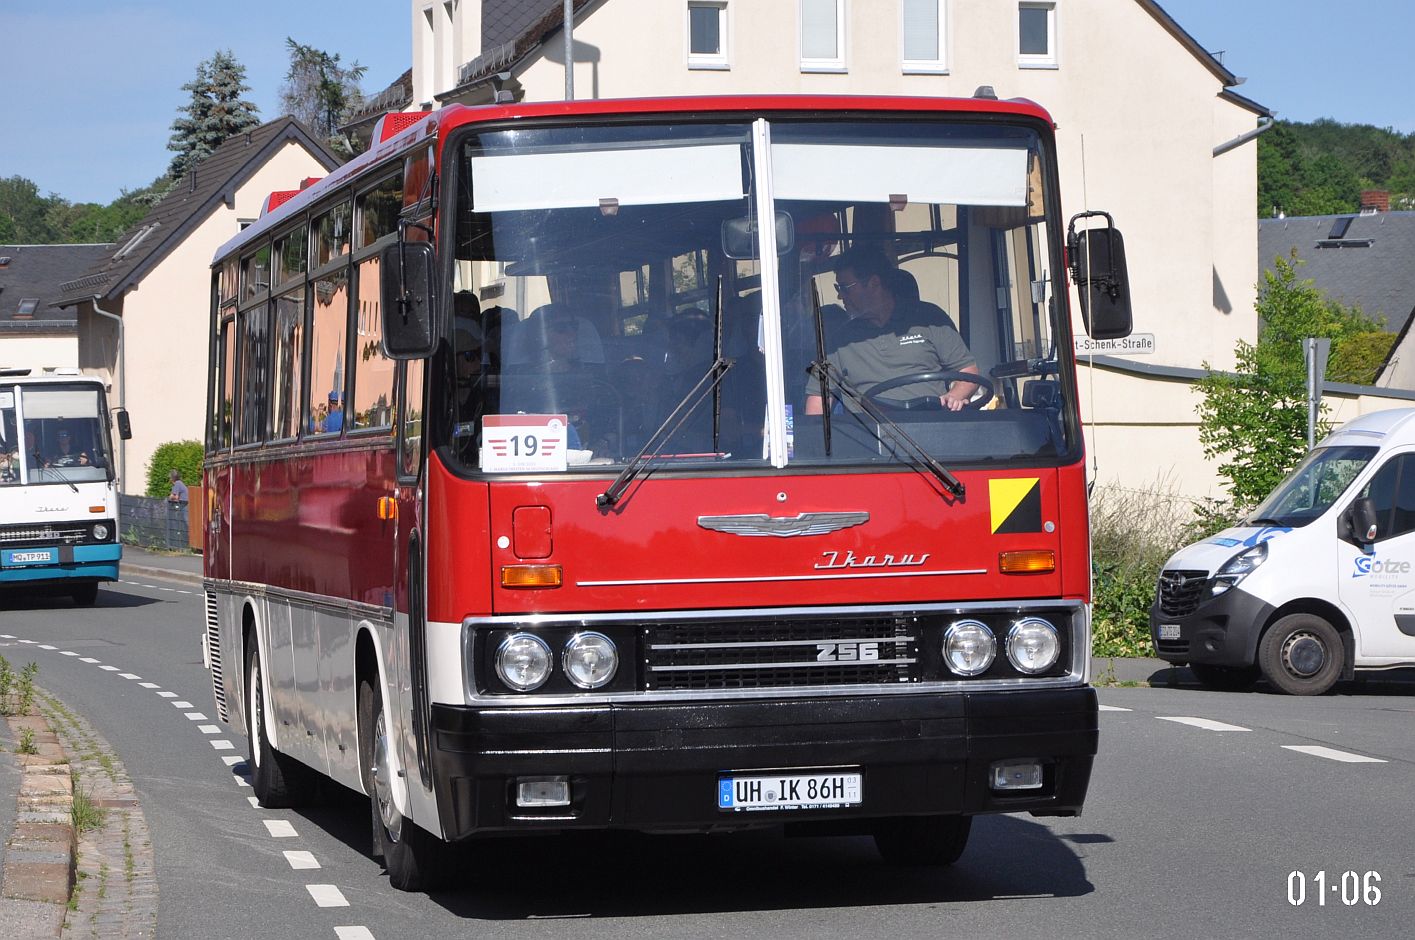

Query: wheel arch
[1259,598,1356,680]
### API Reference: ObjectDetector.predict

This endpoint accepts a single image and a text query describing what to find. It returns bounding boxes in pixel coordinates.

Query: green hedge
[144,440,203,499]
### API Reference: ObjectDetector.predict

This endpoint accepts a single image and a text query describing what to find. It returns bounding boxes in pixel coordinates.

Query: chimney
[1360,190,1390,213]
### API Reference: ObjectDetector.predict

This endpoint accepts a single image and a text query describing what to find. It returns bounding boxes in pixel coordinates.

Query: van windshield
[1246,445,1377,527]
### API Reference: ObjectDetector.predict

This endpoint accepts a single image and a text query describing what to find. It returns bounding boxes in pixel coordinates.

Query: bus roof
[214,93,1054,265]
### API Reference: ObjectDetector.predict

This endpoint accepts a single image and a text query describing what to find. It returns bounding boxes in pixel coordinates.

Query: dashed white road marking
[1157,716,1250,732]
[1098,704,1132,712]
[18,639,35,644]
[186,712,208,720]
[138,682,160,689]
[61,651,80,657]
[284,850,321,870]
[38,644,56,650]
[1282,745,1387,763]
[247,796,260,808]
[0,634,13,639]
[118,673,141,680]
[335,928,376,940]
[211,740,235,751]
[172,701,193,708]
[99,665,120,671]
[157,691,178,698]
[79,657,100,664]
[263,819,298,838]
[222,755,244,766]
[306,884,349,908]
[198,725,220,735]
[234,775,250,788]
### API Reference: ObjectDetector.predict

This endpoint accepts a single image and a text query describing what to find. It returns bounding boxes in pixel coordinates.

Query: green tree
[167,50,261,180]
[279,39,367,158]
[0,176,61,243]
[1196,254,1388,507]
[145,441,204,499]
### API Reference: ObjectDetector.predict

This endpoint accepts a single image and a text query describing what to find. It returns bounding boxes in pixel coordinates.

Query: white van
[1150,408,1415,695]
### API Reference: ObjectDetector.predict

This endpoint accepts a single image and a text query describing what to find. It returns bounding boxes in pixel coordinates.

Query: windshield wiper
[596,357,734,510]
[806,359,965,500]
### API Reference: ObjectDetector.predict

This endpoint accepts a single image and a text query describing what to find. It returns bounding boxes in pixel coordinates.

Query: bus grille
[205,590,228,723]
[0,523,90,546]
[643,616,918,691]
[1157,569,1209,618]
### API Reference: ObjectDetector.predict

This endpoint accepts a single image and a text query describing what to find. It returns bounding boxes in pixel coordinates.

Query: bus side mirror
[722,211,795,260]
[380,239,437,359]
[1345,497,1379,544]
[115,409,132,441]
[1067,211,1133,341]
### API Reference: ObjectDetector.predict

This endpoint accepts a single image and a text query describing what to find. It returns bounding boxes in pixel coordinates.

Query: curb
[119,563,201,588]
[2,711,74,937]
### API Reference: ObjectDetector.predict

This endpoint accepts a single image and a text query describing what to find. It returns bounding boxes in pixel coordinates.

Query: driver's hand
[941,394,966,412]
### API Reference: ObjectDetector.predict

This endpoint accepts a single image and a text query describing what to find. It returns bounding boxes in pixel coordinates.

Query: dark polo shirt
[811,299,975,405]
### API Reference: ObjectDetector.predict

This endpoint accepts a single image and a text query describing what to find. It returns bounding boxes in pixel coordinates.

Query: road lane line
[79,657,100,663]
[1098,704,1132,712]
[157,691,177,698]
[38,644,56,650]
[263,819,298,838]
[1282,745,1387,763]
[61,651,79,656]
[211,740,235,750]
[138,682,160,689]
[284,850,321,870]
[222,756,244,766]
[18,639,35,644]
[186,712,208,720]
[335,928,376,940]
[0,634,12,639]
[247,796,260,808]
[198,725,220,734]
[172,701,193,708]
[118,673,141,680]
[99,665,119,671]
[306,885,349,908]
[1157,716,1250,732]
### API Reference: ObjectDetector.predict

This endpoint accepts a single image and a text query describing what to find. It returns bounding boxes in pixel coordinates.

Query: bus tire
[1258,613,1344,696]
[873,814,972,866]
[245,644,319,807]
[1188,663,1260,691]
[358,674,452,892]
[70,582,99,606]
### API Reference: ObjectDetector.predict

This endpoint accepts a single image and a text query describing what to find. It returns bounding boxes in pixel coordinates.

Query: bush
[145,440,203,499]
[1089,484,1241,658]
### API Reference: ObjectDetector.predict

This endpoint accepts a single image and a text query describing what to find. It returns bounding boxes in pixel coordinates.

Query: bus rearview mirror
[1067,212,1133,341]
[115,409,132,440]
[380,241,437,359]
[722,211,795,260]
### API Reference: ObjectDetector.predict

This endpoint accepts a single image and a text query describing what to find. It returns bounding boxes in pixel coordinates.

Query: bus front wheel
[358,674,452,891]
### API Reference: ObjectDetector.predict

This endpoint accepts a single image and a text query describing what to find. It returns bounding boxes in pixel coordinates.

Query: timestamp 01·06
[1287,871,1381,906]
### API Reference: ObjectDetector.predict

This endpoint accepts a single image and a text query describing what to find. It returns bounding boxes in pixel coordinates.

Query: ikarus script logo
[1353,555,1412,579]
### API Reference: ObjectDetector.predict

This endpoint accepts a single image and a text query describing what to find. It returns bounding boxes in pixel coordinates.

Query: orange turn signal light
[501,564,563,589]
[377,496,397,521]
[89,505,105,513]
[999,550,1055,574]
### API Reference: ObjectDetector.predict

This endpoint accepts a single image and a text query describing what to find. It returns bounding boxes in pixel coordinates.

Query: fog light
[563,632,618,689]
[990,759,1044,790]
[495,633,552,691]
[1006,618,1060,674]
[516,776,570,807]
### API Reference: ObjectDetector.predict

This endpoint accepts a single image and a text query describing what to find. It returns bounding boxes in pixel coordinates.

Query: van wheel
[1258,614,1344,696]
[70,582,99,606]
[358,674,453,891]
[1188,663,1260,691]
[246,644,319,807]
[873,815,972,866]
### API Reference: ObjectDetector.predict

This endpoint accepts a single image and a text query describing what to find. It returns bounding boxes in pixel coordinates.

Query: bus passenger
[804,248,979,414]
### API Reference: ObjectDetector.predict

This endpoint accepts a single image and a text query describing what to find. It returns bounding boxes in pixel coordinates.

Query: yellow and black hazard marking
[990,477,1042,534]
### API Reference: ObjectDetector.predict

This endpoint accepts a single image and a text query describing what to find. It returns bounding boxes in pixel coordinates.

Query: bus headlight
[943,620,996,676]
[495,633,552,691]
[92,523,110,541]
[1006,618,1060,674]
[562,632,618,689]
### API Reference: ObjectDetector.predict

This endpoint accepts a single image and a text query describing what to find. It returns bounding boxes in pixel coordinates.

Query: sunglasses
[833,279,862,295]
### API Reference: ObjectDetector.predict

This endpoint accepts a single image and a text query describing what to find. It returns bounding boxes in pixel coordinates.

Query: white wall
[0,334,77,371]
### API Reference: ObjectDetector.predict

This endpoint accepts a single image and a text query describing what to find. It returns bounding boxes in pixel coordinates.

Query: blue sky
[4,1,1415,205]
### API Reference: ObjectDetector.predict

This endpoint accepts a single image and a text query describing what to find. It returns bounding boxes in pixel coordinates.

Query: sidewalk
[120,545,202,587]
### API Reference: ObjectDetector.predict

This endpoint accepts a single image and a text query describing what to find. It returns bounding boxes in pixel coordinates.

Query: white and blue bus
[0,369,129,604]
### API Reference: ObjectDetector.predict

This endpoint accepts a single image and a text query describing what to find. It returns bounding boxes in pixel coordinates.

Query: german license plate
[4,549,55,566]
[1158,623,1181,640]
[718,772,862,812]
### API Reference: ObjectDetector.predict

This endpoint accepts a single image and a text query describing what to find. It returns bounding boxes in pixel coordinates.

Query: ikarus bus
[0,369,130,604]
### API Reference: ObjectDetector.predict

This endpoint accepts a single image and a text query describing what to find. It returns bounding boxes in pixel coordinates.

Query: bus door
[1338,450,1415,658]
[393,356,432,792]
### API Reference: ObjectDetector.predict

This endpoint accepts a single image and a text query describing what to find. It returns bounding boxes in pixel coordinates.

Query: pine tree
[280,39,368,158]
[167,51,261,180]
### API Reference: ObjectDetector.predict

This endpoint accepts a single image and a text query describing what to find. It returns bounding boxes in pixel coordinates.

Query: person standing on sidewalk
[167,469,188,503]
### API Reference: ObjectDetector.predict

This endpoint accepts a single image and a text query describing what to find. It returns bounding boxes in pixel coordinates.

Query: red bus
[204,93,1132,891]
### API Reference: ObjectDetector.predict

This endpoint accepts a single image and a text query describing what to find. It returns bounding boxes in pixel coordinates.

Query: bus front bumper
[427,686,1097,840]
[0,543,120,585]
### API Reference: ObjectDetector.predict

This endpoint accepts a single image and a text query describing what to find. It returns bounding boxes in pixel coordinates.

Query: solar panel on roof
[1328,216,1355,239]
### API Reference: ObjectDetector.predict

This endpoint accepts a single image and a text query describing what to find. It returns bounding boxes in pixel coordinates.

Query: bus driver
[804,249,980,414]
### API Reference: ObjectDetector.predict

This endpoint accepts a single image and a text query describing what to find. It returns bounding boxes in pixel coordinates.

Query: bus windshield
[0,384,113,486]
[446,118,1072,475]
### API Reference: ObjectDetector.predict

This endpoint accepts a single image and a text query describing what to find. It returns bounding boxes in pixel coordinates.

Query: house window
[687,1,729,70]
[902,0,947,73]
[800,0,846,72]
[1018,1,1057,68]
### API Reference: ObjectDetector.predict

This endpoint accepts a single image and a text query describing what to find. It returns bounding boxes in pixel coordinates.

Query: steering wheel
[863,371,994,411]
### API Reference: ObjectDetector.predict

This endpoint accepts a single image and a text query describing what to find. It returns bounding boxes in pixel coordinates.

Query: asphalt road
[2,577,1412,939]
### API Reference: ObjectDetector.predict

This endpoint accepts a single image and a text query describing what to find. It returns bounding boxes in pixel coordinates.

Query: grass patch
[72,772,107,834]
[16,727,38,754]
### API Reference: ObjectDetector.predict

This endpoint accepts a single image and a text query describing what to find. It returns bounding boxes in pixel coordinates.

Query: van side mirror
[115,409,132,441]
[1346,497,1379,543]
[1067,211,1133,341]
[380,237,437,359]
